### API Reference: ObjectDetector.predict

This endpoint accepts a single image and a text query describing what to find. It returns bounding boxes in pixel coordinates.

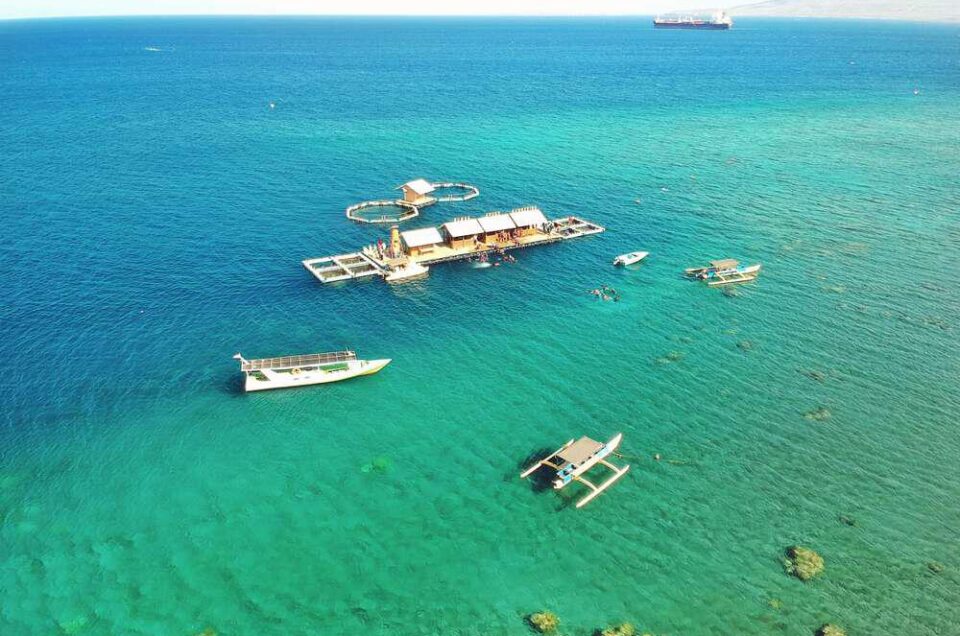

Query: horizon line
[1,13,956,23]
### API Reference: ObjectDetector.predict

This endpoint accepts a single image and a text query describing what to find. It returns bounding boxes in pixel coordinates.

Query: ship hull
[654,22,731,29]
[243,358,391,392]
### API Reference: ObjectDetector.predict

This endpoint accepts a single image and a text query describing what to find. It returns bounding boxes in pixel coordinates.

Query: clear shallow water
[1,16,959,636]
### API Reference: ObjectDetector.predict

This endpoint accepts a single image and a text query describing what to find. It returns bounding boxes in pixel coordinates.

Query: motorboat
[384,261,429,283]
[613,251,649,266]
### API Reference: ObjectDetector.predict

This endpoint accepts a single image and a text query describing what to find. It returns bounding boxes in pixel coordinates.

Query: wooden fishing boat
[520,433,630,508]
[685,259,761,285]
[613,251,649,266]
[233,350,390,392]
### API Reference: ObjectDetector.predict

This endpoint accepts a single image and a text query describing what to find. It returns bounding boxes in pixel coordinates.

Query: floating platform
[301,252,385,283]
[303,209,605,285]
[553,216,606,238]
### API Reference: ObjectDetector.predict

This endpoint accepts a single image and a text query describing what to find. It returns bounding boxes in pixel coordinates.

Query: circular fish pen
[345,181,480,224]
[345,200,420,224]
[431,182,480,202]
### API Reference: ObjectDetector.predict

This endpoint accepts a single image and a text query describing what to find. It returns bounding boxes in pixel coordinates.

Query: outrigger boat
[684,259,761,286]
[233,350,390,392]
[613,251,649,266]
[520,433,630,509]
[384,261,429,283]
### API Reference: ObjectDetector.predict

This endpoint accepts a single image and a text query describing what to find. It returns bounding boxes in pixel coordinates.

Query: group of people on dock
[589,284,621,302]
[372,238,397,261]
[473,229,524,251]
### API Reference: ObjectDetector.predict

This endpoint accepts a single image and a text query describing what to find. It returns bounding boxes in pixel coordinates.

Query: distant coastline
[1,3,959,24]
[731,0,959,23]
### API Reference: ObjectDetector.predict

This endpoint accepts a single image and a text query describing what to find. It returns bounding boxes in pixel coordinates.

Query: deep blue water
[1,16,959,636]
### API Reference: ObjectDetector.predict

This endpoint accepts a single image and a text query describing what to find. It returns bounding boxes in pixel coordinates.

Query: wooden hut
[400,227,444,256]
[442,217,484,250]
[509,207,548,237]
[396,179,436,205]
[477,213,516,245]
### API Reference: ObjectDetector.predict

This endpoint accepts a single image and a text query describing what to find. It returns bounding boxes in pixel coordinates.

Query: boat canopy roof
[710,259,740,269]
[477,213,516,232]
[556,436,604,466]
[238,350,356,371]
[401,227,444,248]
[509,207,548,228]
[444,218,484,238]
[397,178,435,195]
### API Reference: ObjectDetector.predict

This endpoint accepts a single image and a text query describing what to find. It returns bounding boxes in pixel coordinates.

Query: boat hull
[244,358,391,392]
[385,263,429,283]
[686,263,761,279]
[654,22,730,29]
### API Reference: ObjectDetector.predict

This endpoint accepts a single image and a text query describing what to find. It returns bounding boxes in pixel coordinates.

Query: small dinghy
[613,251,649,266]
[384,261,429,283]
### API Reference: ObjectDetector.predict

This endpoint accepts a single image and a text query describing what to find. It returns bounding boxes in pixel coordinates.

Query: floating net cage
[346,201,420,224]
[344,182,479,224]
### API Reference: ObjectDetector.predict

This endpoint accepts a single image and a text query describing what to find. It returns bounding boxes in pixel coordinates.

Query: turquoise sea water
[2,16,960,635]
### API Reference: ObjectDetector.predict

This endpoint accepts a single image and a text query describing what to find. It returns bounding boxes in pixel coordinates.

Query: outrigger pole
[571,460,631,509]
[520,439,574,478]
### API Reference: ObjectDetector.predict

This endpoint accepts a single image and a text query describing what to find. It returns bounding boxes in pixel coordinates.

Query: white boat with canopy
[233,350,391,392]
[520,433,630,509]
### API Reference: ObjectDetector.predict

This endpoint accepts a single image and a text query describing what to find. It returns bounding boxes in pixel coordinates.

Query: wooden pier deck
[303,214,605,285]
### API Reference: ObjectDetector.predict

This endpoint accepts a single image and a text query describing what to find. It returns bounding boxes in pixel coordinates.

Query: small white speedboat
[384,261,429,283]
[613,251,649,266]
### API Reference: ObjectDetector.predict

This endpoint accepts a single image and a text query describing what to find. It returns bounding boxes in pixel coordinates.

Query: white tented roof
[509,207,548,227]
[397,179,435,195]
[401,226,444,248]
[477,214,516,233]
[443,218,484,238]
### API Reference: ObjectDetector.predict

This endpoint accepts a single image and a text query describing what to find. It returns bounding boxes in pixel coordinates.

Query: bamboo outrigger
[520,433,630,509]
[684,259,761,286]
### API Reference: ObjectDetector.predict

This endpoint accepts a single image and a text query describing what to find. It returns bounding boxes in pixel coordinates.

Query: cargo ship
[654,10,733,29]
